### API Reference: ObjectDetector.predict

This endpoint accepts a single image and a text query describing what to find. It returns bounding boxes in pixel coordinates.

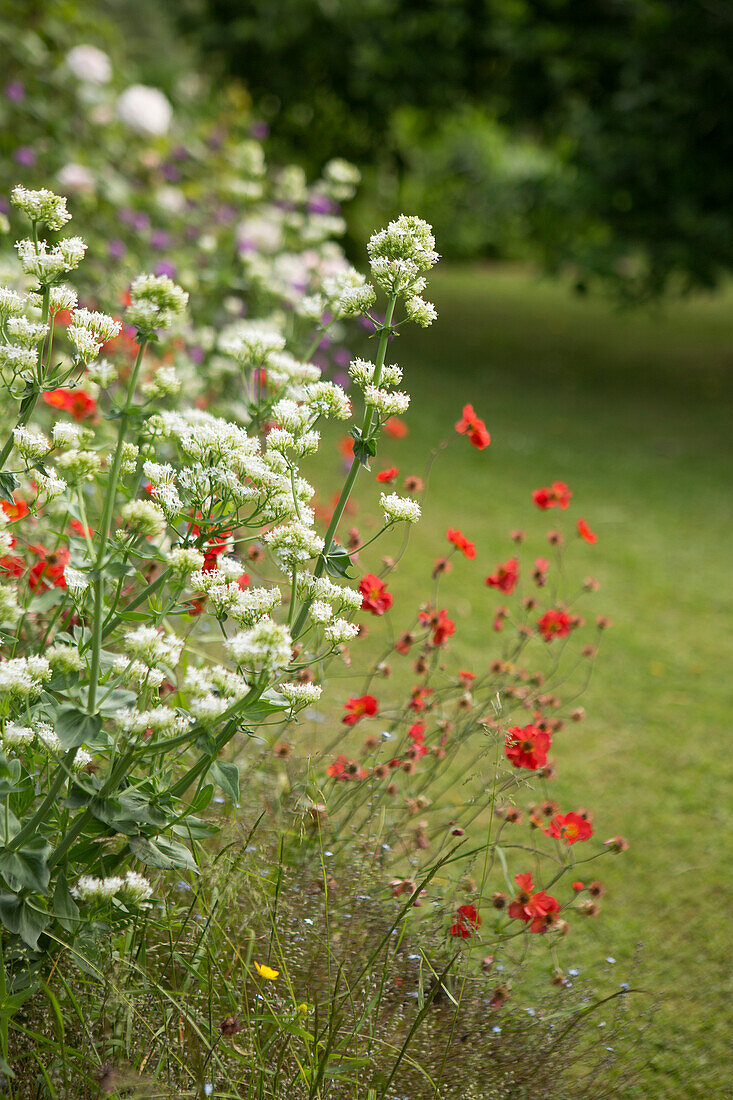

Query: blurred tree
[156,1,733,296]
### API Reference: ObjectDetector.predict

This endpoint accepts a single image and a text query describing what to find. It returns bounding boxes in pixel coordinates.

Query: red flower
[408,721,426,743]
[532,481,572,510]
[537,608,572,641]
[0,554,24,578]
[384,416,408,439]
[342,694,379,726]
[450,903,481,938]
[485,557,519,594]
[447,528,476,559]
[337,435,354,458]
[69,519,93,538]
[508,873,560,933]
[43,388,97,421]
[419,607,455,646]
[1,497,29,522]
[376,466,399,484]
[360,573,393,616]
[409,686,433,713]
[505,724,552,771]
[532,558,549,586]
[546,812,594,845]
[28,545,69,592]
[455,404,490,449]
[458,670,475,688]
[236,572,251,590]
[577,518,597,544]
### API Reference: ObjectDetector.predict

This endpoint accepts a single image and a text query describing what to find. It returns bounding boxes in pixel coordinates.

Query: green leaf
[209,760,239,802]
[240,690,290,722]
[97,689,137,717]
[129,836,199,871]
[0,752,23,796]
[52,874,80,934]
[323,544,354,579]
[350,427,377,470]
[172,817,218,840]
[54,705,102,750]
[0,472,19,506]
[0,837,51,893]
[0,894,48,949]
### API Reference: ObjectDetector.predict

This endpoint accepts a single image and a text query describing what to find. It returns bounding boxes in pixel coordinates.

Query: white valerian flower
[114,706,190,737]
[0,656,51,698]
[368,215,439,298]
[338,282,376,315]
[167,546,205,577]
[126,274,188,334]
[363,385,410,418]
[116,84,172,135]
[56,448,102,482]
[35,471,68,500]
[85,357,117,386]
[322,158,361,199]
[225,617,293,672]
[280,682,323,706]
[119,443,139,474]
[380,492,421,525]
[66,44,112,84]
[16,237,87,281]
[297,573,362,612]
[404,294,437,326]
[13,426,50,460]
[72,875,125,901]
[0,585,20,624]
[120,870,153,902]
[141,365,181,397]
[264,521,324,571]
[66,326,101,363]
[309,600,334,624]
[218,319,286,367]
[119,499,167,538]
[52,421,84,447]
[6,317,49,347]
[64,566,90,597]
[348,358,403,389]
[47,644,84,673]
[0,344,38,375]
[35,721,61,752]
[302,381,351,420]
[67,308,121,363]
[2,723,35,747]
[0,287,26,320]
[113,657,166,689]
[323,618,360,644]
[122,625,183,668]
[10,186,72,231]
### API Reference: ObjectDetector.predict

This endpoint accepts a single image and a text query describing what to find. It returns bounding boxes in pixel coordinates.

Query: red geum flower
[409,686,433,713]
[485,557,519,594]
[69,519,93,538]
[532,481,572,510]
[455,403,490,449]
[408,721,426,744]
[0,553,24,578]
[505,724,552,771]
[360,573,393,616]
[577,518,597,544]
[395,631,414,655]
[532,558,549,586]
[384,416,408,439]
[337,435,354,458]
[236,572,251,590]
[537,608,572,641]
[1,497,29,522]
[447,528,476,559]
[508,873,560,933]
[419,606,455,646]
[43,388,97,421]
[450,903,481,939]
[376,466,399,484]
[28,545,69,592]
[546,811,594,845]
[326,754,350,779]
[459,670,475,688]
[342,694,379,726]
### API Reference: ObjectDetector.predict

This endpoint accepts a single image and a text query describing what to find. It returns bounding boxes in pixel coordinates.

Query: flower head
[505,724,551,771]
[359,573,393,615]
[455,404,490,449]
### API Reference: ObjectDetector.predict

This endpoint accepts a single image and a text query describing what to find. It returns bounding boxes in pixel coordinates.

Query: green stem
[87,341,146,713]
[292,295,397,640]
[6,749,78,852]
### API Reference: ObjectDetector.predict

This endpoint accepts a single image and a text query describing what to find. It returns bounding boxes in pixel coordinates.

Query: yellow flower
[254,961,279,980]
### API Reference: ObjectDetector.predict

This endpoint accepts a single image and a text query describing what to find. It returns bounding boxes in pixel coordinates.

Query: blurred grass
[327,265,733,1097]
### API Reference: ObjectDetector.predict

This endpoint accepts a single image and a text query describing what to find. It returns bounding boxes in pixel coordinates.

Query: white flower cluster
[119,499,167,538]
[10,186,72,231]
[126,274,188,334]
[72,870,153,904]
[122,626,183,669]
[1,721,91,768]
[167,546,206,577]
[16,237,87,283]
[0,656,51,699]
[67,308,121,364]
[225,618,293,673]
[264,521,324,571]
[13,426,50,461]
[114,705,191,738]
[380,492,421,525]
[219,320,286,368]
[280,681,323,708]
[183,664,250,721]
[367,215,438,324]
[190,570,280,626]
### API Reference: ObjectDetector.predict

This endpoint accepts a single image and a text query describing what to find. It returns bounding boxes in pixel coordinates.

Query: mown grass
[323,266,733,1098]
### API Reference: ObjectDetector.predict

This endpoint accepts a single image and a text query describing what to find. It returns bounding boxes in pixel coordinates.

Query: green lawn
[338,266,733,1097]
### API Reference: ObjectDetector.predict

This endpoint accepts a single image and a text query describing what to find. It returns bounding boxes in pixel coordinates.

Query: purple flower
[5,82,25,102]
[108,239,127,259]
[308,194,333,215]
[332,347,351,368]
[190,345,205,365]
[132,212,150,232]
[249,120,270,140]
[332,371,351,390]
[13,146,36,167]
[151,229,171,250]
[154,261,177,278]
[161,164,181,183]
